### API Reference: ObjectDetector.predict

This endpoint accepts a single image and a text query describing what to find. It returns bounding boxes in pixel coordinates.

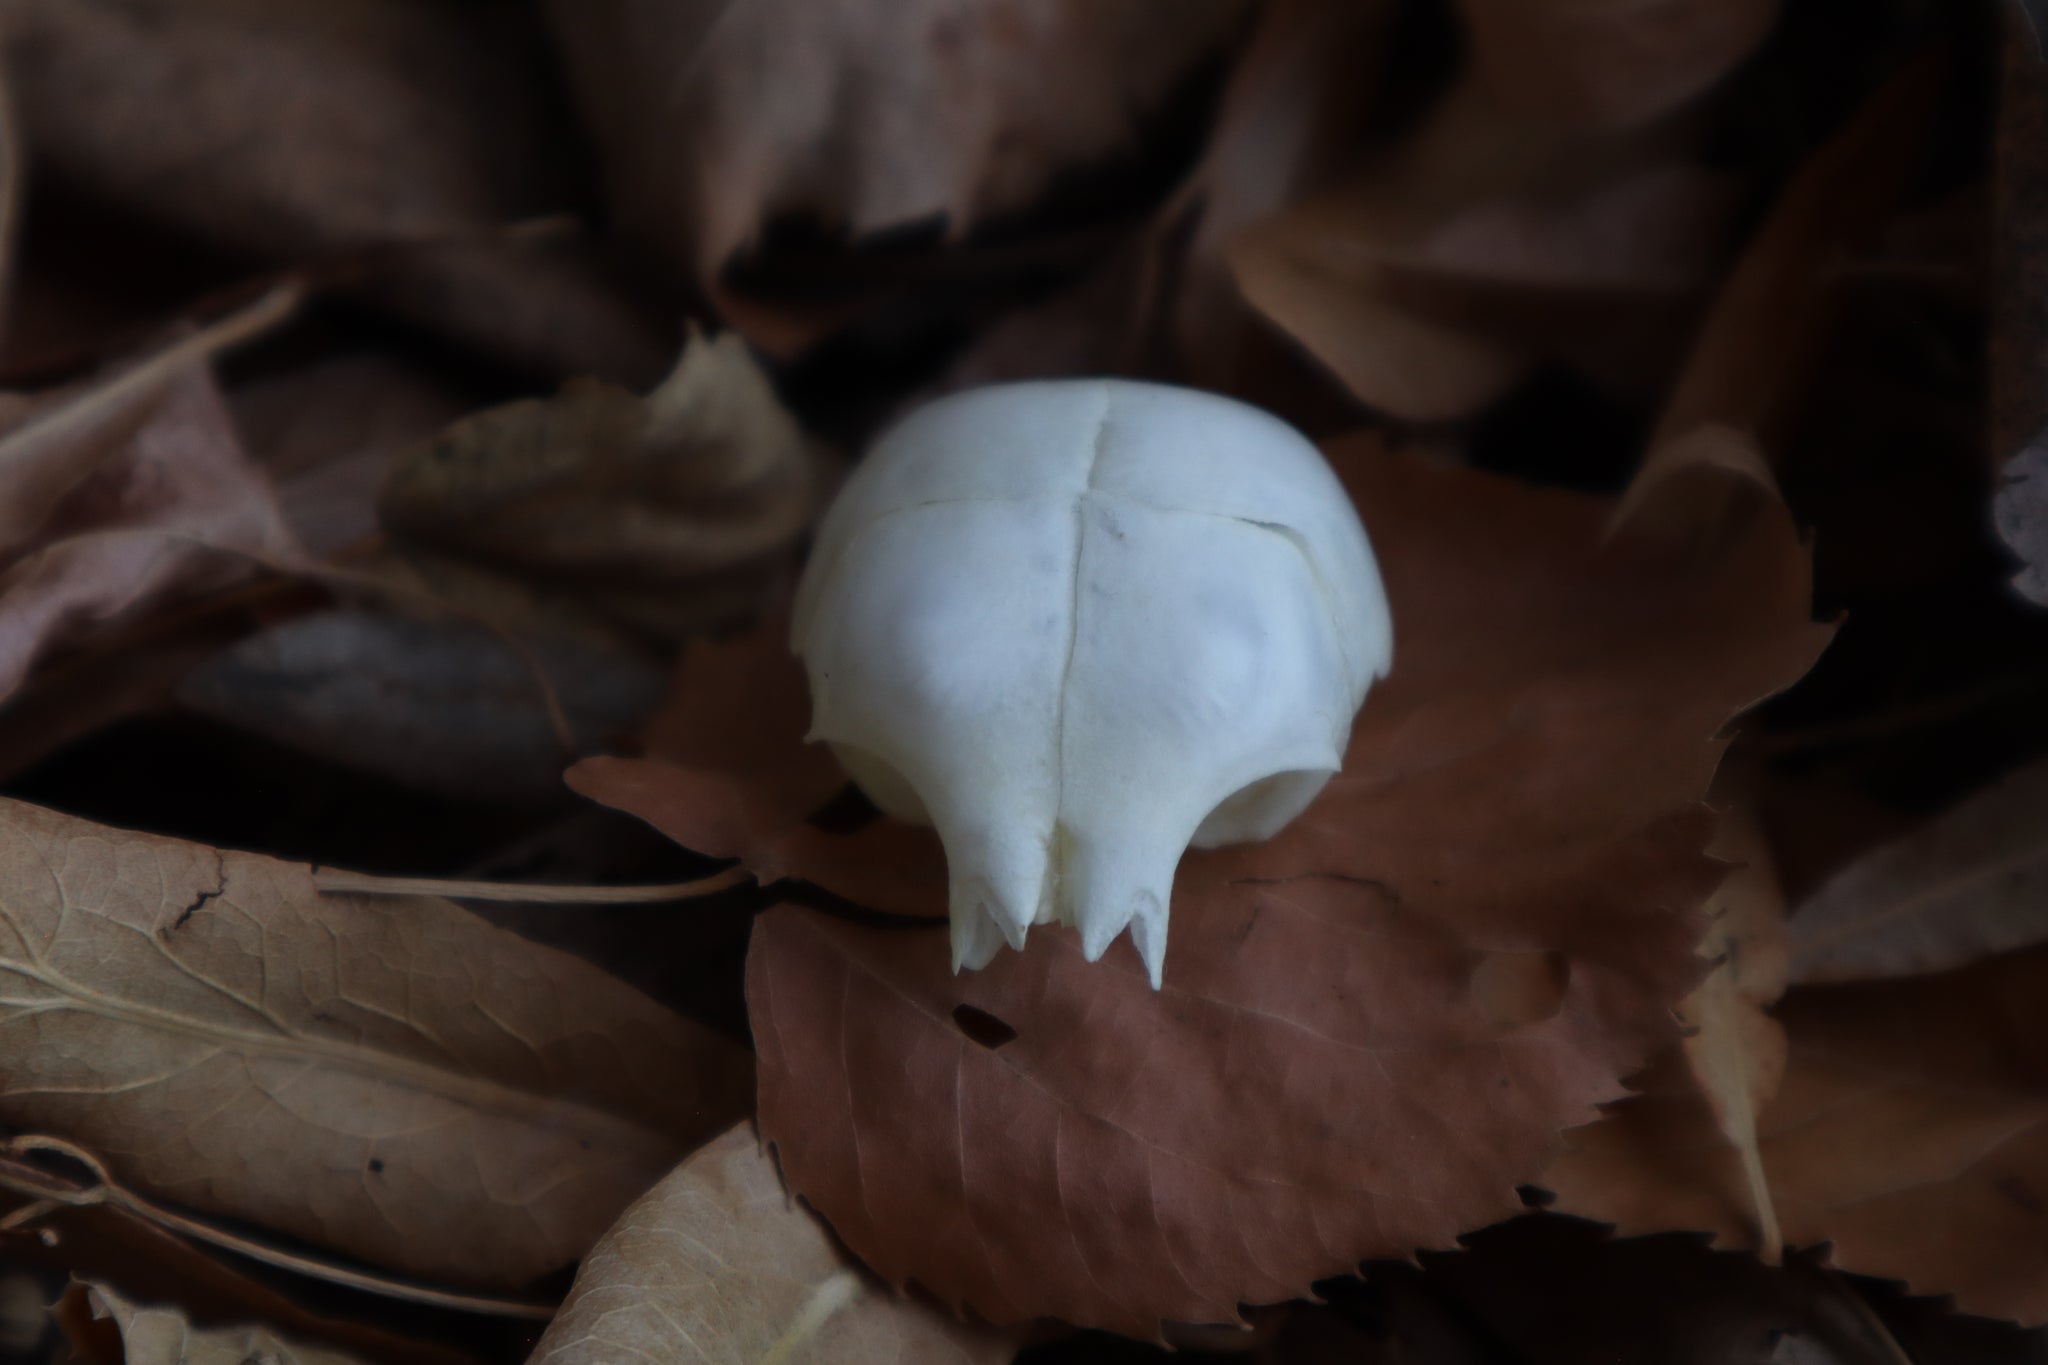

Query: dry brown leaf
[1674,807,1790,1258]
[56,1280,369,1365]
[1545,947,2048,1325]
[1170,0,1404,389]
[1454,0,1781,131]
[531,1124,1020,1365]
[1787,757,2048,984]
[572,431,1828,1335]
[1650,58,1940,449]
[378,330,825,640]
[1226,237,1529,422]
[5,0,670,381]
[1229,159,1739,421]
[0,797,752,1289]
[544,0,1249,279]
[0,362,293,702]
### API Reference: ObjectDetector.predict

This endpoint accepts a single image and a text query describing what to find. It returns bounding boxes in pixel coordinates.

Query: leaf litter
[0,3,2044,1363]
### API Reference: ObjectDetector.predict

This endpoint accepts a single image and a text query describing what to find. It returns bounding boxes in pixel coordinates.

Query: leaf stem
[311,866,751,903]
[0,1136,558,1320]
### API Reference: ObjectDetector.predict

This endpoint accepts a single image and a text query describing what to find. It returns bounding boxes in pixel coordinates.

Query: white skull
[792,380,1392,987]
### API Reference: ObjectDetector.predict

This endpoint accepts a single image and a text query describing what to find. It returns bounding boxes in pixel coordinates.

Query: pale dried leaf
[377,332,825,634]
[61,1281,369,1365]
[1676,807,1789,1257]
[545,0,1250,277]
[531,1125,1019,1365]
[0,798,752,1288]
[1788,757,2048,984]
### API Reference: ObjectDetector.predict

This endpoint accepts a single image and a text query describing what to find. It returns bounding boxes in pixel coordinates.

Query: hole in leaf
[806,782,883,834]
[952,1004,1019,1050]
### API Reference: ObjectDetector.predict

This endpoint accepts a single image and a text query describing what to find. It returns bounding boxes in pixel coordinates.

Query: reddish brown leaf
[1545,947,2048,1326]
[573,431,1828,1335]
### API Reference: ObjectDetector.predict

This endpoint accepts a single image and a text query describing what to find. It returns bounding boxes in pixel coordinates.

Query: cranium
[792,380,1391,987]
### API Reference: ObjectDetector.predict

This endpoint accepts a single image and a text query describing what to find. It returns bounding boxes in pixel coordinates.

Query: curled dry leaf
[571,432,1828,1335]
[4,0,669,381]
[378,330,825,640]
[0,798,752,1289]
[0,321,297,702]
[531,1124,1019,1365]
[177,608,667,805]
[1544,946,2048,1326]
[543,0,1250,280]
[1788,757,2048,984]
[57,1280,369,1365]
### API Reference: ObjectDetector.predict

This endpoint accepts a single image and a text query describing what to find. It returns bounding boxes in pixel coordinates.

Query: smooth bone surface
[792,380,1392,987]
